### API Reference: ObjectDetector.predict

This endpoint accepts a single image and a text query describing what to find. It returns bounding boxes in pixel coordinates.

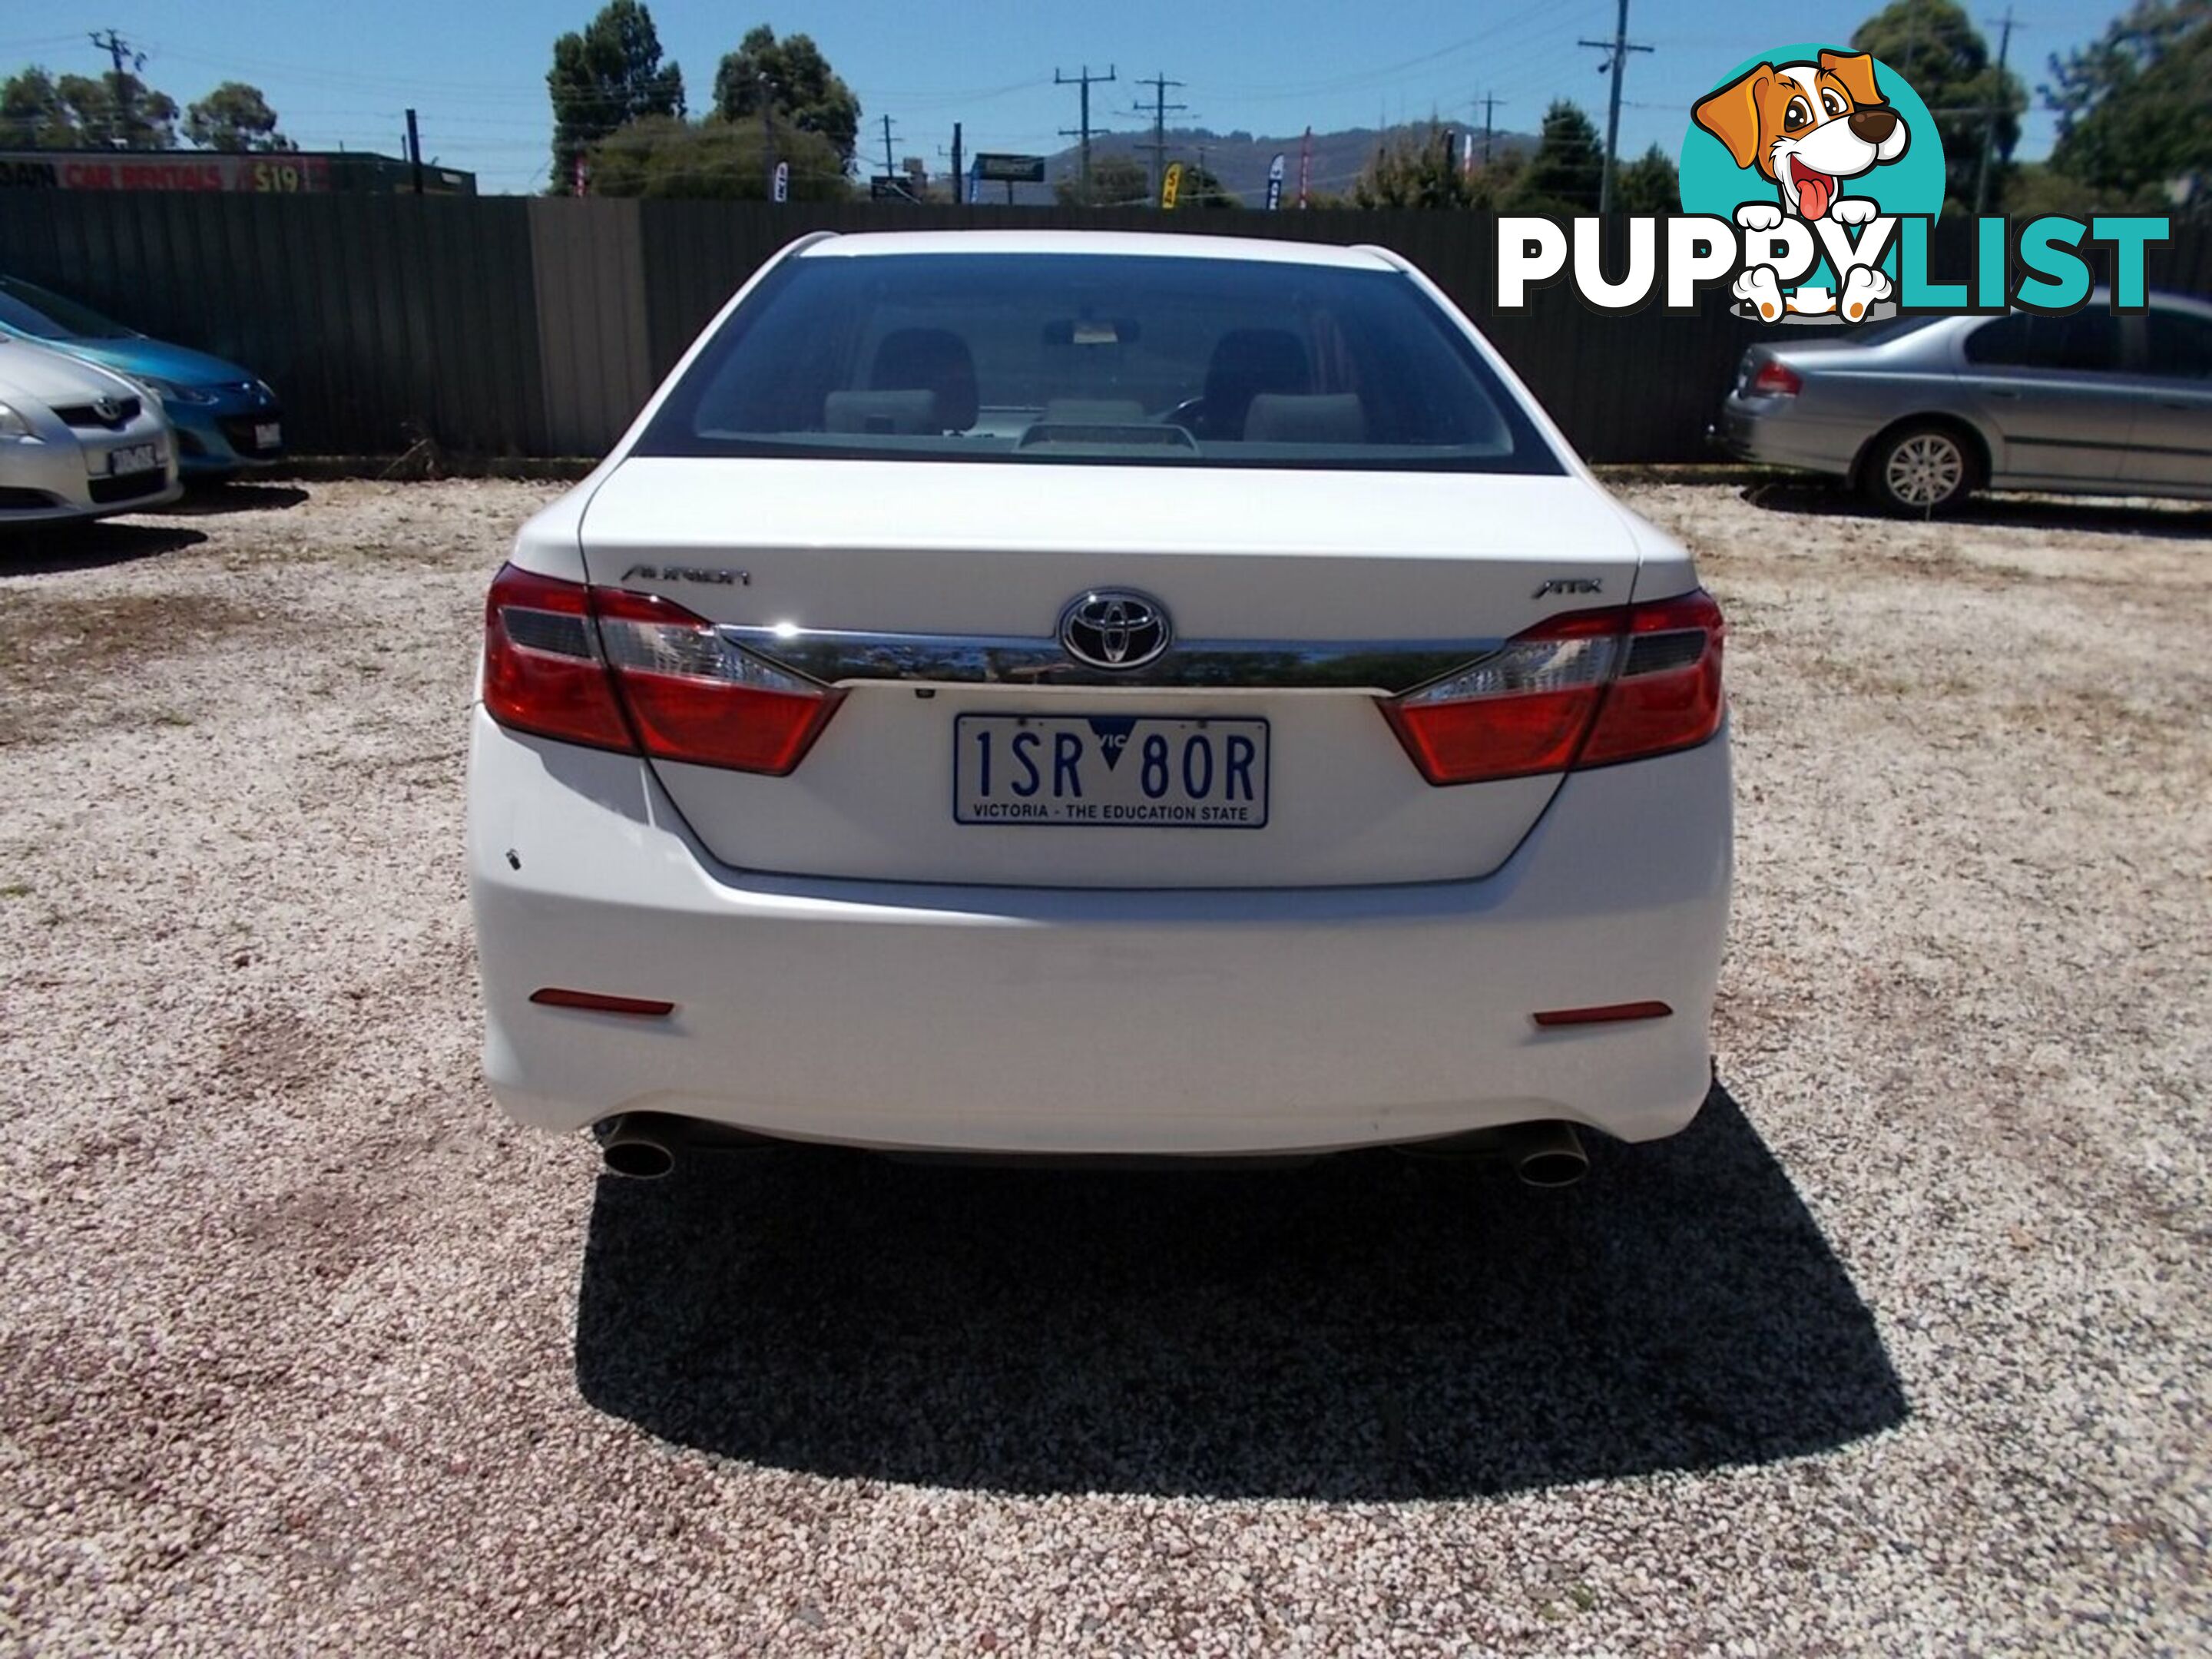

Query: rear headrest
[1203,329,1310,412]
[869,328,978,431]
[824,389,940,435]
[1241,392,1367,445]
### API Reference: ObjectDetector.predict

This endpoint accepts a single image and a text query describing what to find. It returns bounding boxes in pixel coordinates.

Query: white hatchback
[468,230,1730,1184]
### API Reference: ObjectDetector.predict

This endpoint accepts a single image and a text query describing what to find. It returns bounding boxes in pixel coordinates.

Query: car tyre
[1863,423,1977,516]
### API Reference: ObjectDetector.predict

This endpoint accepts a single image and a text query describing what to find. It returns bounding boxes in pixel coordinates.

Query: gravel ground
[2,476,2207,1654]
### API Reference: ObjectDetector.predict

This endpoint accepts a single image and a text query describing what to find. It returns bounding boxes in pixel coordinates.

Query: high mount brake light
[482,564,841,775]
[1380,590,1724,786]
[1750,359,1803,397]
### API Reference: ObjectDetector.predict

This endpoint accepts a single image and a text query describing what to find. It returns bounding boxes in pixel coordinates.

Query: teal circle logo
[1678,44,1944,220]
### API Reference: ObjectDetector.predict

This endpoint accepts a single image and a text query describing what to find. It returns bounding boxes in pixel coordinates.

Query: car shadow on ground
[161,482,310,516]
[574,1082,1907,1499]
[1743,479,2212,539]
[2,521,207,575]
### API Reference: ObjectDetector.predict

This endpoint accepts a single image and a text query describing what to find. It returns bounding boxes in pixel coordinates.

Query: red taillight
[484,564,634,752]
[1750,359,1803,397]
[591,587,844,776]
[1532,1001,1673,1028]
[529,987,676,1018]
[482,564,840,775]
[1380,590,1724,786]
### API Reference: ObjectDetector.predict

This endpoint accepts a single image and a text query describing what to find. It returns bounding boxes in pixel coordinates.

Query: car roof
[795,229,1400,270]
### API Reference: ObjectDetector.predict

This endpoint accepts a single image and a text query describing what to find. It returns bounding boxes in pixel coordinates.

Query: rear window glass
[634,252,1563,472]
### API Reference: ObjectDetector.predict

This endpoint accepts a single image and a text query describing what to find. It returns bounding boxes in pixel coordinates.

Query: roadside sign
[1266,153,1285,211]
[1161,161,1184,210]
[973,152,1046,183]
[773,161,789,204]
[870,174,917,202]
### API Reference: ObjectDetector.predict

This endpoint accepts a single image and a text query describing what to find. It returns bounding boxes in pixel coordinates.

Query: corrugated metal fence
[3,193,2206,463]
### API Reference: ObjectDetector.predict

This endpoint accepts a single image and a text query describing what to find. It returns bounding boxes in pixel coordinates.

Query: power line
[1054,63,1116,197]
[1579,0,1653,215]
[1130,71,1187,207]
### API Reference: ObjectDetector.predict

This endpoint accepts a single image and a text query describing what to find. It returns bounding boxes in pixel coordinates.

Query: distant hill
[953,123,1535,207]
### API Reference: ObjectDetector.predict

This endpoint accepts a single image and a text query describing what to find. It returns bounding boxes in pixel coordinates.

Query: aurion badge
[1058,589,1171,671]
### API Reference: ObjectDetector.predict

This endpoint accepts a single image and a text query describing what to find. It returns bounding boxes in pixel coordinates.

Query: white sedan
[468,230,1730,1185]
[0,339,180,525]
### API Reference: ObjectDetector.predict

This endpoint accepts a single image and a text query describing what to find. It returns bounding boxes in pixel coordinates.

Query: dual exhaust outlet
[592,1114,1588,1187]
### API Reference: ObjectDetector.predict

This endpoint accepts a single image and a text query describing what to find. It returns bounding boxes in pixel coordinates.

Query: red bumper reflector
[529,988,676,1018]
[1532,1000,1674,1028]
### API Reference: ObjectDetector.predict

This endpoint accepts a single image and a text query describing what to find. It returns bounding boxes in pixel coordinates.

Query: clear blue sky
[3,0,2126,194]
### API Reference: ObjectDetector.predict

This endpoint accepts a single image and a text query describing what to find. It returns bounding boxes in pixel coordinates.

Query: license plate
[955,714,1269,829]
[103,442,158,476]
[253,422,281,450]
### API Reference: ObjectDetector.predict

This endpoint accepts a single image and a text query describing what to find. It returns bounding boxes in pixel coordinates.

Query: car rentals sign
[0,152,333,193]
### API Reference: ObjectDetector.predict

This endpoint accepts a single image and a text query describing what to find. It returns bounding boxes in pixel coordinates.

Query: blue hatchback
[0,275,283,478]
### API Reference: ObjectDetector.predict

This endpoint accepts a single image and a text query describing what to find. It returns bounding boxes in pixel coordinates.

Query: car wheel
[1864,425,1975,515]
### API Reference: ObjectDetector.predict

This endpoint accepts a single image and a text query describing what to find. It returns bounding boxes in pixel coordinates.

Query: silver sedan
[0,339,182,527]
[1715,293,2212,513]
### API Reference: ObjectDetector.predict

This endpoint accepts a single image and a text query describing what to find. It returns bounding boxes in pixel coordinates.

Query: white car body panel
[470,709,1730,1154]
[469,229,1732,1159]
[575,459,1677,887]
[0,341,180,525]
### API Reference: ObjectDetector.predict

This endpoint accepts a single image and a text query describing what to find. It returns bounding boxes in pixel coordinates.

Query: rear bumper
[467,708,1732,1155]
[1715,395,1861,478]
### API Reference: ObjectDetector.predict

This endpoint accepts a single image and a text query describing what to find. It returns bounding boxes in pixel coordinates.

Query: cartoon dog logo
[1694,50,1912,322]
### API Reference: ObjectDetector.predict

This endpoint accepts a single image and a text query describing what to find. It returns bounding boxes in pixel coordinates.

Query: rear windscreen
[634,252,1564,473]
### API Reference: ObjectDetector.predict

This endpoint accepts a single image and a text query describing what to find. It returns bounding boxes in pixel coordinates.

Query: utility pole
[405,108,423,194]
[1974,7,2018,215]
[950,121,964,204]
[1131,71,1186,209]
[1478,90,1506,167]
[879,113,900,184]
[1055,64,1117,199]
[1579,0,1653,216]
[88,28,143,148]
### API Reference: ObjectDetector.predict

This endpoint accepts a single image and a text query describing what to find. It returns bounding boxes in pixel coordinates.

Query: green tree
[1511,101,1604,214]
[1055,151,1150,207]
[2044,0,2210,199]
[586,112,849,200]
[0,68,84,147]
[184,81,293,152]
[713,27,860,168]
[1180,162,1240,209]
[1612,144,1681,214]
[1852,0,2026,208]
[549,0,685,195]
[74,72,178,148]
[1352,127,1475,209]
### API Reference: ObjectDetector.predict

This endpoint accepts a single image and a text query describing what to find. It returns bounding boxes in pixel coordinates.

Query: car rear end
[467,233,1730,1161]
[1715,318,1962,481]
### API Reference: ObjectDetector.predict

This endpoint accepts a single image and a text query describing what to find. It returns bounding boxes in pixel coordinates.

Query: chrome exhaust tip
[1510,1121,1589,1188]
[596,1114,676,1180]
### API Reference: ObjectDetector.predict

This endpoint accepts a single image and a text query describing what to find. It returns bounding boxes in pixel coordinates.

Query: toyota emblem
[91,396,121,423]
[1058,589,1171,671]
